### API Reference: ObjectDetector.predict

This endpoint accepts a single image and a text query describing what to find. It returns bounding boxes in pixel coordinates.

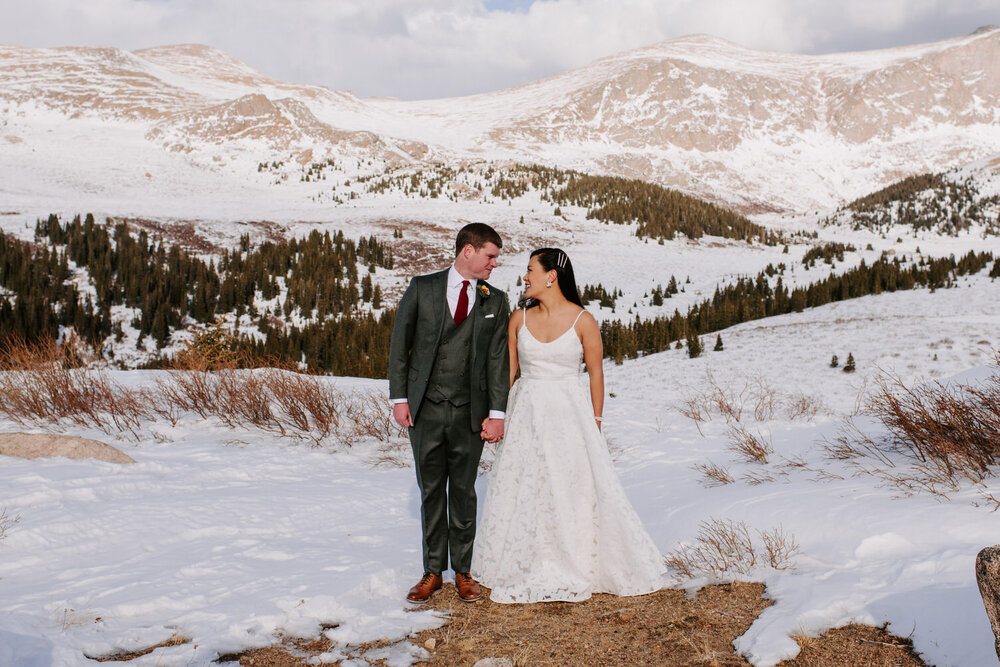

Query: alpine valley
[2,26,1000,667]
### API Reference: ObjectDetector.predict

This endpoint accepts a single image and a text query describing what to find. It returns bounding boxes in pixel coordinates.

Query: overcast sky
[1,0,997,100]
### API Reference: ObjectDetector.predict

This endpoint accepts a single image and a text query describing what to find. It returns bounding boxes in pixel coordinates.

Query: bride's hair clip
[556,251,568,269]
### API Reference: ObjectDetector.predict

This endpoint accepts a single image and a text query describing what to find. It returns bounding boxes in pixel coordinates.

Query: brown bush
[0,337,149,437]
[0,337,401,447]
[693,461,735,487]
[728,424,773,464]
[826,359,1000,495]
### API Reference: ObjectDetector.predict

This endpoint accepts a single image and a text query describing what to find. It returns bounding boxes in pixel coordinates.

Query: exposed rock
[975,545,1000,661]
[0,432,135,464]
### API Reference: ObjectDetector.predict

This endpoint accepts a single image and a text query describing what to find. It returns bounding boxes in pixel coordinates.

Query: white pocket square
[484,314,495,319]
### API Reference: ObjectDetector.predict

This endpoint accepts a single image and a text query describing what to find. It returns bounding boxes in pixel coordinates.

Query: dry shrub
[759,526,799,569]
[728,424,773,464]
[0,337,149,437]
[678,369,827,429]
[742,470,777,485]
[343,389,404,444]
[157,368,405,446]
[666,518,756,578]
[827,362,1000,495]
[0,337,402,448]
[693,461,735,487]
[975,491,1000,512]
[665,518,800,580]
[0,508,19,542]
[787,393,824,421]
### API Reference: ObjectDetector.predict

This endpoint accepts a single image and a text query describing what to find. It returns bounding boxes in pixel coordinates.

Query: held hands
[480,417,504,443]
[392,402,414,428]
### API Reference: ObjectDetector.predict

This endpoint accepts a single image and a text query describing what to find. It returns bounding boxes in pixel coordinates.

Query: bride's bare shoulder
[510,307,525,329]
[573,307,598,332]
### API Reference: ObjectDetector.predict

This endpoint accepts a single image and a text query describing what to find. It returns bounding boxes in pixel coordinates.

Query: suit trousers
[409,398,484,573]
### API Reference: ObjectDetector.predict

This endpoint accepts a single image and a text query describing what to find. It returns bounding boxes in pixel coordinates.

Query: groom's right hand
[393,402,413,428]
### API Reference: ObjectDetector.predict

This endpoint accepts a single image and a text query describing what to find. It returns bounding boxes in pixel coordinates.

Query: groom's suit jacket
[389,269,510,430]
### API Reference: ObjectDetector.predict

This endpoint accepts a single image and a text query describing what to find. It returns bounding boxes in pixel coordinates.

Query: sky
[0,0,997,100]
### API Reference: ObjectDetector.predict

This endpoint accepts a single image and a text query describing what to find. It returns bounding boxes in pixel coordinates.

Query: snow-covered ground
[2,269,999,666]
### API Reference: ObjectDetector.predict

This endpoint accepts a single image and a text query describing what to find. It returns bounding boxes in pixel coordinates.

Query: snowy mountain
[3,27,1000,217]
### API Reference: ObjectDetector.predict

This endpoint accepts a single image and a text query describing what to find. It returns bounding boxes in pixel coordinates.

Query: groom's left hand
[481,418,504,443]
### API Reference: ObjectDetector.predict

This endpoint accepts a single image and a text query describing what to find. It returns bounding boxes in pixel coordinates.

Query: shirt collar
[449,264,475,288]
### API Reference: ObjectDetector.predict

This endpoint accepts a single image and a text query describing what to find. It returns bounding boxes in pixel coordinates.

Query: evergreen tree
[713,334,723,351]
[686,331,702,358]
[843,353,856,373]
[830,354,839,368]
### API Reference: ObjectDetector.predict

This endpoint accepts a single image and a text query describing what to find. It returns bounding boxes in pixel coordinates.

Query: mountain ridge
[2,27,1000,215]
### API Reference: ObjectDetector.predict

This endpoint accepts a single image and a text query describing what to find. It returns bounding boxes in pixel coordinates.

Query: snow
[1,270,999,665]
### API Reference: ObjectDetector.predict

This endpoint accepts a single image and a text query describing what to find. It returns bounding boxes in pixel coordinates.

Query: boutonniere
[478,284,490,299]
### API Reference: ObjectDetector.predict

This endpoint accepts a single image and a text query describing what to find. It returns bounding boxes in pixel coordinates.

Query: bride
[472,248,664,603]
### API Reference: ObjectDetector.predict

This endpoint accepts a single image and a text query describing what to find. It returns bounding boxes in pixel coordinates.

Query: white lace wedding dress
[472,310,665,603]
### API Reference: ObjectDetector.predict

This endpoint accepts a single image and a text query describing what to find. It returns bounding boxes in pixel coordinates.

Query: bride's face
[522,256,555,299]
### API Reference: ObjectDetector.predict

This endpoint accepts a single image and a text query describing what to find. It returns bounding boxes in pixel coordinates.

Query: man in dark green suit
[389,223,510,604]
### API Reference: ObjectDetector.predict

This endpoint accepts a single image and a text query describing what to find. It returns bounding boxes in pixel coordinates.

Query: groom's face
[462,242,501,280]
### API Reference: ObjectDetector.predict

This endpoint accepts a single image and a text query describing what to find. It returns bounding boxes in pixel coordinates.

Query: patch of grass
[665,518,799,579]
[228,583,927,666]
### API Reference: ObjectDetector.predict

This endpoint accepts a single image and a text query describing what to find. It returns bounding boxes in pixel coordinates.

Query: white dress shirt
[392,265,504,421]
[447,264,477,319]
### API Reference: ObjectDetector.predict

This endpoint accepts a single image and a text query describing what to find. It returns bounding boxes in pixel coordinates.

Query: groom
[389,222,510,603]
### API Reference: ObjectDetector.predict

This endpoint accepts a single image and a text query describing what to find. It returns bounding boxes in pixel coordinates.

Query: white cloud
[0,0,996,98]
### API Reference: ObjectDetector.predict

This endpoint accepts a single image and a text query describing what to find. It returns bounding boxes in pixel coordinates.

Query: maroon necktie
[454,280,470,326]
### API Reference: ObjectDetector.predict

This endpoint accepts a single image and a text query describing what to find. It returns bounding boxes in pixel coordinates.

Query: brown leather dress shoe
[455,572,482,602]
[406,572,442,604]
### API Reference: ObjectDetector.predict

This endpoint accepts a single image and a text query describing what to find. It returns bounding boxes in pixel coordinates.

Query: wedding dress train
[472,310,664,603]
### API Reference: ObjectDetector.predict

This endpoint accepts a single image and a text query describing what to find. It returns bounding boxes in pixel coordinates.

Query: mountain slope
[2,28,1000,216]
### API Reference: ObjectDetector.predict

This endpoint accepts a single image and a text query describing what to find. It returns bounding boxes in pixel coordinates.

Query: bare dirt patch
[222,582,929,666]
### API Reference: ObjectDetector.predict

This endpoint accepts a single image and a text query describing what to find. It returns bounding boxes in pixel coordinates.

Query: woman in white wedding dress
[472,248,664,603]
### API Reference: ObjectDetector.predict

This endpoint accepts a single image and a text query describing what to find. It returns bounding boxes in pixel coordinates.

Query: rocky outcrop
[976,545,1000,661]
[0,432,134,464]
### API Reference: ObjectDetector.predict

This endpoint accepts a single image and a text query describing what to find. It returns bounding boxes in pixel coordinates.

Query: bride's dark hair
[520,247,583,309]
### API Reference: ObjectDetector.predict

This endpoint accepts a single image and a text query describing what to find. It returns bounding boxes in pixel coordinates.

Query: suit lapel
[431,270,449,340]
[470,280,484,353]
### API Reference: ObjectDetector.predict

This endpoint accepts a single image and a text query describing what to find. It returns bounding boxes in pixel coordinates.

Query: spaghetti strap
[571,309,584,327]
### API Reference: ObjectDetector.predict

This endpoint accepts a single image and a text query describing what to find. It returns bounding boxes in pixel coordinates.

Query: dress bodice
[517,309,584,380]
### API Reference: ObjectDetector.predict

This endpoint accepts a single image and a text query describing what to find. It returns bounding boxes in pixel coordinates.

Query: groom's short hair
[455,223,502,256]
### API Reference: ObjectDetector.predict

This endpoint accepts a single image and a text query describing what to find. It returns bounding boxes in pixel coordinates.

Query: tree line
[2,214,396,376]
[600,251,996,363]
[5,214,995,378]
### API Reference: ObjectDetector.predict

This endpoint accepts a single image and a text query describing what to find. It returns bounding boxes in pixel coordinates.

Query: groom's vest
[424,311,473,406]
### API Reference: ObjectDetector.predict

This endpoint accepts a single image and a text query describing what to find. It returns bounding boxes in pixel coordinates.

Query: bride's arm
[508,308,523,387]
[578,311,604,431]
